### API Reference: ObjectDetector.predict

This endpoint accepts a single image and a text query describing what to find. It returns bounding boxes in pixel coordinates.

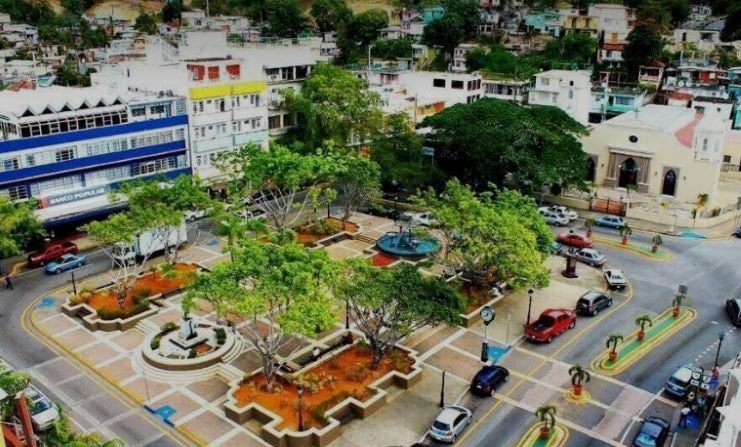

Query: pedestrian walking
[4,274,13,290]
[678,405,691,429]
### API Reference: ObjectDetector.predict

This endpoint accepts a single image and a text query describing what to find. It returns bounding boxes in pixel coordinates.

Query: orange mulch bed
[87,263,198,312]
[457,283,493,314]
[233,344,414,431]
[370,252,397,267]
[296,218,359,247]
[193,342,212,356]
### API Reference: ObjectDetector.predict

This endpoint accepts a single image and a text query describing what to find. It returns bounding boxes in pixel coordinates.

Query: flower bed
[62,263,199,331]
[296,218,360,248]
[224,342,422,447]
[370,252,398,267]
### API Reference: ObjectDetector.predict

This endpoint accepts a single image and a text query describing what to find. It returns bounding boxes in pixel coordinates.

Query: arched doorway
[662,170,676,196]
[586,158,596,182]
[618,157,638,188]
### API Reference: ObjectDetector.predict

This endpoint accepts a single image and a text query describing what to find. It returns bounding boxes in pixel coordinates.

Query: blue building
[0,86,190,228]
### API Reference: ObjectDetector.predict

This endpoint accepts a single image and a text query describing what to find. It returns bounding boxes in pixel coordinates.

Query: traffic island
[224,342,422,447]
[592,236,674,261]
[563,388,591,405]
[514,423,569,447]
[591,307,696,376]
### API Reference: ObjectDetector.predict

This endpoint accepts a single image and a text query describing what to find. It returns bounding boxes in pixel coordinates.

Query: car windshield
[31,398,52,414]
[634,432,657,447]
[641,422,662,438]
[432,421,450,431]
[668,376,688,387]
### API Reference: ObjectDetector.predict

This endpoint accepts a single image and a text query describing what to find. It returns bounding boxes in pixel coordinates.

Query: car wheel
[55,268,61,274]
[592,309,598,316]
[77,262,82,268]
[504,374,509,382]
[491,389,496,397]
[569,320,576,329]
[547,336,553,343]
[451,434,456,444]
[607,299,613,307]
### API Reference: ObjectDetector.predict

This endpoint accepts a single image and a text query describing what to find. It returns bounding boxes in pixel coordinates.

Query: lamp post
[439,369,446,408]
[345,300,350,330]
[297,385,304,431]
[480,306,495,363]
[714,330,725,369]
[526,289,534,326]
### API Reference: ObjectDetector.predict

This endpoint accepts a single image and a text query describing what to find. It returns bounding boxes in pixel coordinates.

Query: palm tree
[584,218,596,238]
[606,334,624,362]
[672,293,687,317]
[216,212,267,262]
[619,223,632,245]
[635,315,653,341]
[651,234,663,253]
[0,371,30,419]
[535,404,557,439]
[42,410,125,446]
[568,364,590,396]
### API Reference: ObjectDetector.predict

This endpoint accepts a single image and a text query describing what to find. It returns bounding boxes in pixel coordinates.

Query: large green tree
[187,241,339,390]
[310,0,352,33]
[345,9,389,45]
[423,15,465,59]
[422,98,588,194]
[284,63,384,149]
[623,23,664,79]
[265,0,308,37]
[722,2,741,41]
[336,260,462,369]
[134,10,158,34]
[416,179,550,291]
[326,150,381,222]
[0,196,44,259]
[215,143,336,231]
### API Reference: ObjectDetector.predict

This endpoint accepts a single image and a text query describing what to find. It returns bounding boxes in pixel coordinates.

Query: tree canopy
[284,63,384,150]
[310,0,353,33]
[623,23,665,79]
[415,179,551,291]
[722,2,741,41]
[422,98,588,194]
[265,0,308,37]
[0,197,44,258]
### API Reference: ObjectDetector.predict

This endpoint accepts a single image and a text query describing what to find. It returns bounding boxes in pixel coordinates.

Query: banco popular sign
[40,185,109,208]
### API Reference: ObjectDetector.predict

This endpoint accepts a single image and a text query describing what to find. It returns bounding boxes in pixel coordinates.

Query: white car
[402,211,438,227]
[25,385,59,431]
[575,248,606,266]
[542,211,570,226]
[235,208,266,221]
[184,208,207,222]
[429,405,472,443]
[604,269,628,290]
[538,206,578,221]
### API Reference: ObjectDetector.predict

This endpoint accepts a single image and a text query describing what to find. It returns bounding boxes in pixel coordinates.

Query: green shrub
[309,219,337,236]
[310,391,351,426]
[214,327,226,345]
[133,287,151,301]
[161,321,177,333]
[188,349,197,359]
[150,338,160,350]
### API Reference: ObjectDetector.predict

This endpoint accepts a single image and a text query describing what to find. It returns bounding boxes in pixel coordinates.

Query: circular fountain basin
[376,232,441,257]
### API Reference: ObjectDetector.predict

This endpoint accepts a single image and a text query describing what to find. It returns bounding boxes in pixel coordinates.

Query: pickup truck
[27,241,79,267]
[524,308,577,343]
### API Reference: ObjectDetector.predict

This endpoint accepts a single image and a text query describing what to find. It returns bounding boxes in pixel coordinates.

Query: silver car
[25,385,59,431]
[542,211,570,226]
[575,248,606,266]
[604,268,628,290]
[429,405,472,443]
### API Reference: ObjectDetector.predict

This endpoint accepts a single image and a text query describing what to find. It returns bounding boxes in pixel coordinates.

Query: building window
[2,185,29,201]
[85,165,130,186]
[451,80,464,89]
[629,135,638,143]
[268,115,280,129]
[723,155,732,163]
[283,114,294,127]
[702,138,708,151]
[568,90,574,99]
[55,147,76,162]
[541,78,550,86]
[433,78,445,88]
[150,104,166,115]
[662,170,676,196]
[131,106,146,117]
[132,156,178,176]
[207,66,220,81]
[31,175,81,196]
[1,157,20,172]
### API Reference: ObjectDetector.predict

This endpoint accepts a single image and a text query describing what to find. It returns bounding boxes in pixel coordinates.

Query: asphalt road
[0,244,194,446]
[457,219,741,447]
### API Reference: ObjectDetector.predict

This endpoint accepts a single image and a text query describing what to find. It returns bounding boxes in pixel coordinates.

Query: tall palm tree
[606,334,624,361]
[535,404,557,439]
[216,212,267,262]
[568,364,590,395]
[635,315,653,341]
[42,410,126,446]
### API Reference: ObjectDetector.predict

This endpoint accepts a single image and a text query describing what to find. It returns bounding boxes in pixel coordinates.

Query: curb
[592,236,674,261]
[514,422,569,447]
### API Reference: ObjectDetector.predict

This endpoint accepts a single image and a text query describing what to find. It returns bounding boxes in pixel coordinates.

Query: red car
[556,232,593,248]
[27,241,79,267]
[524,308,577,343]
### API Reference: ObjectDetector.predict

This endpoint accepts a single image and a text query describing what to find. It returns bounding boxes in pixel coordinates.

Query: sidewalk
[577,209,737,239]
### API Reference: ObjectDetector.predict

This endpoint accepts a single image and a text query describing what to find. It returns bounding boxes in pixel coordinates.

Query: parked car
[44,254,87,275]
[574,248,606,267]
[538,206,578,220]
[27,241,79,267]
[429,405,472,443]
[556,232,593,248]
[576,290,612,316]
[604,269,628,290]
[524,309,577,343]
[549,241,564,256]
[470,365,510,397]
[542,211,570,226]
[402,211,438,227]
[725,298,741,327]
[25,385,59,432]
[184,208,209,222]
[595,215,626,229]
[663,365,694,399]
[632,416,670,447]
[735,227,741,238]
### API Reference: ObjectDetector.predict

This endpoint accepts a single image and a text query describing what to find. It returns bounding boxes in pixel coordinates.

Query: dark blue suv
[470,365,509,397]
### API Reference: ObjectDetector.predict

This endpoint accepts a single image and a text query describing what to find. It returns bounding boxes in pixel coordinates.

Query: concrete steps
[353,233,378,245]
[134,320,160,337]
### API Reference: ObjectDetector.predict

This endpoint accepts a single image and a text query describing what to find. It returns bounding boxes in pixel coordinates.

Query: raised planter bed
[296,218,361,248]
[447,278,505,328]
[224,342,422,447]
[62,263,200,332]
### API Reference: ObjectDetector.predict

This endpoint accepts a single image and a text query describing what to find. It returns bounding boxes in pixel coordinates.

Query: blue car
[44,254,86,275]
[632,416,669,447]
[595,215,626,229]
